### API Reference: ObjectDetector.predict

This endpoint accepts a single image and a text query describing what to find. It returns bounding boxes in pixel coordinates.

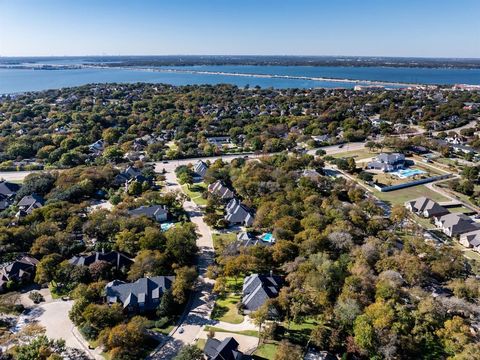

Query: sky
[1,0,479,58]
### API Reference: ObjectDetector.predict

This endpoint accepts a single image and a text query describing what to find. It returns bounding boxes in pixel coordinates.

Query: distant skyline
[1,0,479,58]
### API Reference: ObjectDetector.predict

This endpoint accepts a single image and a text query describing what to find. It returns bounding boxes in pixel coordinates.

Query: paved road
[148,170,216,360]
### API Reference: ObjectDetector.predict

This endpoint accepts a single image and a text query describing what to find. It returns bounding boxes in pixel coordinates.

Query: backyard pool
[161,222,174,231]
[261,232,275,243]
[392,168,427,179]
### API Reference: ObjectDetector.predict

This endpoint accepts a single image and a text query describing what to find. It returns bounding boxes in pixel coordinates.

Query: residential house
[128,205,168,222]
[69,251,133,270]
[105,276,175,312]
[311,135,330,143]
[208,180,235,201]
[0,255,39,292]
[301,169,322,182]
[304,350,336,360]
[16,194,45,217]
[225,198,254,227]
[459,230,480,252]
[405,197,449,218]
[0,181,20,199]
[204,337,243,360]
[367,153,405,172]
[89,139,105,155]
[114,166,151,189]
[193,160,209,179]
[445,134,466,145]
[0,181,21,211]
[242,273,283,314]
[206,136,232,147]
[434,213,480,237]
[226,232,273,253]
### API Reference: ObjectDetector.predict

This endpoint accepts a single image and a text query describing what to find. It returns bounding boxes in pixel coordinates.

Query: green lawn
[252,343,278,360]
[371,185,449,207]
[196,338,206,351]
[448,205,473,214]
[279,318,318,345]
[181,183,208,206]
[211,293,244,324]
[153,324,175,335]
[410,213,435,230]
[212,232,237,252]
[330,149,377,160]
[204,326,259,338]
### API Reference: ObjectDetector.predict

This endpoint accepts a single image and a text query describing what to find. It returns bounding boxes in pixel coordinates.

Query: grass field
[252,343,278,359]
[330,149,377,160]
[196,338,206,350]
[212,232,237,252]
[181,182,208,206]
[372,185,449,206]
[204,326,259,338]
[211,293,244,324]
[448,205,473,214]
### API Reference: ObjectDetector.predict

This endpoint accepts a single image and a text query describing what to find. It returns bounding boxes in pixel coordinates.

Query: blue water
[392,169,427,179]
[160,222,174,231]
[1,64,480,94]
[262,233,274,243]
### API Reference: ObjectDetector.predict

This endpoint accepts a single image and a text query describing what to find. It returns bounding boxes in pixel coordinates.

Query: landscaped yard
[372,185,449,206]
[211,293,244,324]
[204,326,259,338]
[448,205,473,214]
[212,232,237,251]
[252,343,278,360]
[330,149,377,160]
[181,182,208,206]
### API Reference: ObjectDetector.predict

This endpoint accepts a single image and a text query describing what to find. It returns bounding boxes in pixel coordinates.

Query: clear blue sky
[1,0,479,58]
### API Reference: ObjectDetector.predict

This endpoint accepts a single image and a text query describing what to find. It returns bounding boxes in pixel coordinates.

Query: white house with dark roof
[405,197,449,218]
[105,276,174,313]
[208,180,235,201]
[225,198,254,227]
[434,213,480,237]
[367,153,405,172]
[459,230,480,252]
[16,194,45,217]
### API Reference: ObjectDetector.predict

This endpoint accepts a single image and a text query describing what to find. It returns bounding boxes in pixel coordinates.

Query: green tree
[173,345,204,360]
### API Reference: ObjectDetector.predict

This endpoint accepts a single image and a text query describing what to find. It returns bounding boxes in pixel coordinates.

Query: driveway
[14,300,101,359]
[148,170,216,359]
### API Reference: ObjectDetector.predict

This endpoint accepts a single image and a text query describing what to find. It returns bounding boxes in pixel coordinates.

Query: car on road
[162,161,169,164]
[338,144,344,148]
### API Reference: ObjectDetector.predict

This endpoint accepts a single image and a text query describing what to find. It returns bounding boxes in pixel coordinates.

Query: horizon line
[1,54,480,60]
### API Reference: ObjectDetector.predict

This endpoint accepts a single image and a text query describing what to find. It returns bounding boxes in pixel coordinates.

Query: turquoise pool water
[161,222,174,231]
[392,168,427,179]
[262,233,274,243]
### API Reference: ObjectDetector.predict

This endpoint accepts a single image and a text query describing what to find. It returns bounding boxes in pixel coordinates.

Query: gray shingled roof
[242,274,283,312]
[225,198,254,226]
[193,160,209,178]
[106,276,174,311]
[69,251,133,269]
[204,337,243,360]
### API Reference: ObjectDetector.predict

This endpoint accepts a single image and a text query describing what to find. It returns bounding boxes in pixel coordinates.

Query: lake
[1,64,480,94]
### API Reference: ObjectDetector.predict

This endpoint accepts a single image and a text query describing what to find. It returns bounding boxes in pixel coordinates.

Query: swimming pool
[161,222,174,231]
[261,232,275,243]
[392,168,427,179]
